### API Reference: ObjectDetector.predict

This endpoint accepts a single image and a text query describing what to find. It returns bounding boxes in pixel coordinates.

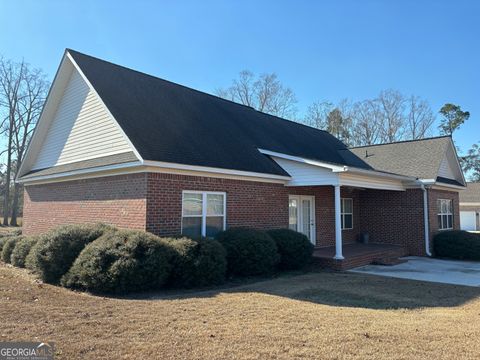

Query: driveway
[351,257,480,287]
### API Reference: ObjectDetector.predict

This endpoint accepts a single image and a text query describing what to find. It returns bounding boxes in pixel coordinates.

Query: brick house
[459,182,480,231]
[17,50,466,269]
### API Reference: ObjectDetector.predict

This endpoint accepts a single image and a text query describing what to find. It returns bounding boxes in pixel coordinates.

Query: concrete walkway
[350,257,480,287]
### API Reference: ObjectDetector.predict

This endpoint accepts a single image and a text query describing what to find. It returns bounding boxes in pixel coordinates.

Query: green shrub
[1,236,21,263]
[167,237,227,288]
[27,223,114,284]
[61,230,174,294]
[267,229,314,270]
[434,230,480,260]
[0,230,21,252]
[216,227,279,277]
[10,228,22,236]
[0,237,8,253]
[11,236,39,268]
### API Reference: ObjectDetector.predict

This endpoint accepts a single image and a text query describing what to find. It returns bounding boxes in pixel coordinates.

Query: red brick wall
[146,173,289,237]
[428,189,460,251]
[23,174,148,235]
[358,189,426,255]
[23,171,460,257]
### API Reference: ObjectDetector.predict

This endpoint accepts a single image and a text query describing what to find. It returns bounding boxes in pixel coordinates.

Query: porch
[312,243,408,270]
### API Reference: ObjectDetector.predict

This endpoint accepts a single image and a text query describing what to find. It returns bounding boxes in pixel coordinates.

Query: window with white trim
[341,198,353,230]
[182,191,226,238]
[437,199,453,230]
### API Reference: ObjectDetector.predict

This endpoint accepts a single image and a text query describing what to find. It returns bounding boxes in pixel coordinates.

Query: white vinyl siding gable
[270,156,339,186]
[438,144,462,182]
[32,68,132,170]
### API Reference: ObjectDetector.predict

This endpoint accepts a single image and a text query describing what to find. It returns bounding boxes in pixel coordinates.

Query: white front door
[460,211,477,231]
[289,195,316,245]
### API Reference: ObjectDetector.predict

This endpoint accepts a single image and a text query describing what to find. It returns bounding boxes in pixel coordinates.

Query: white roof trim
[141,160,291,181]
[17,53,70,179]
[258,148,416,182]
[19,159,291,185]
[460,202,480,206]
[418,178,466,190]
[431,183,464,191]
[258,149,347,172]
[18,161,143,184]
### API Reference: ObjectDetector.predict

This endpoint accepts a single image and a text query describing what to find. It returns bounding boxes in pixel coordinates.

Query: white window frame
[438,198,453,230]
[341,198,353,230]
[181,191,227,237]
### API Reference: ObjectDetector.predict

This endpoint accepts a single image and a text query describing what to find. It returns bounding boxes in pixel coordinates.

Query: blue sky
[1,0,478,153]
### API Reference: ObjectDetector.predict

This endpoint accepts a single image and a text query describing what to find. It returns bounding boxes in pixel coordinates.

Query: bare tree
[10,67,48,225]
[216,70,297,119]
[304,101,332,129]
[405,95,435,140]
[350,99,383,146]
[0,57,48,226]
[377,89,406,143]
[0,58,26,225]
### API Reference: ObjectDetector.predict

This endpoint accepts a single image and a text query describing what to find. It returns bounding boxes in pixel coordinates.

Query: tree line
[0,59,477,225]
[217,70,478,181]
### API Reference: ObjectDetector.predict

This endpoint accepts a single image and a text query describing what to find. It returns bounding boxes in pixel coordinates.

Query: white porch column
[334,185,344,260]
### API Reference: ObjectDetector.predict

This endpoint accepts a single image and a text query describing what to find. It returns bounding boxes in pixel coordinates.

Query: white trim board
[19,161,291,186]
[460,202,480,207]
[261,149,411,191]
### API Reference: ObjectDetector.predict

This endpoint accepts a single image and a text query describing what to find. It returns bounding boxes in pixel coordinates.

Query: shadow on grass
[123,267,480,310]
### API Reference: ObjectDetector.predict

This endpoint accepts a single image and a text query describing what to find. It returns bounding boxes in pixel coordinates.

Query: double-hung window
[341,198,353,230]
[437,199,453,230]
[182,191,226,238]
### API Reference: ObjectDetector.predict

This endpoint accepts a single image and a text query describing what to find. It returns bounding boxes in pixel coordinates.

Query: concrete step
[371,257,408,266]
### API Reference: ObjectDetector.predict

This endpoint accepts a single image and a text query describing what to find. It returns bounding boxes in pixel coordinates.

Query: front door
[289,195,316,245]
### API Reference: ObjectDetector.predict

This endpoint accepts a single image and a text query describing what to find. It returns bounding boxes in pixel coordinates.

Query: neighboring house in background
[16,50,466,269]
[459,182,480,231]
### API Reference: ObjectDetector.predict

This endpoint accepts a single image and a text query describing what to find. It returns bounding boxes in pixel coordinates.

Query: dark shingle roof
[67,49,371,176]
[22,152,139,179]
[349,137,452,180]
[460,182,480,202]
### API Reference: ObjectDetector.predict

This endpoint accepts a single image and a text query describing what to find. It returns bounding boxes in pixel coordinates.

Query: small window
[437,199,453,230]
[182,191,226,238]
[341,198,353,230]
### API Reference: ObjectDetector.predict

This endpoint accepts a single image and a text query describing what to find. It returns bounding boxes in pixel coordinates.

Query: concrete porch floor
[313,243,407,270]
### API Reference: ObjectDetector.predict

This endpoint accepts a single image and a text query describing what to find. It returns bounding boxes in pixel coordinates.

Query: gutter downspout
[420,182,432,256]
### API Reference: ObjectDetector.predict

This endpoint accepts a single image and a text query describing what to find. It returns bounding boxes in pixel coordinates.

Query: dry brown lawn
[1,263,479,359]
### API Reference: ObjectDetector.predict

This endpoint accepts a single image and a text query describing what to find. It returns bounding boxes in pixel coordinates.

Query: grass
[1,264,480,359]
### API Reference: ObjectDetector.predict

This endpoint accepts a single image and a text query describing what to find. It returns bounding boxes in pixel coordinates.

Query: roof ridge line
[349,135,452,149]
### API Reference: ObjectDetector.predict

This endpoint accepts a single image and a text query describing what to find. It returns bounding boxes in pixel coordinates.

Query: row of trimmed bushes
[433,230,480,261]
[0,224,313,294]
